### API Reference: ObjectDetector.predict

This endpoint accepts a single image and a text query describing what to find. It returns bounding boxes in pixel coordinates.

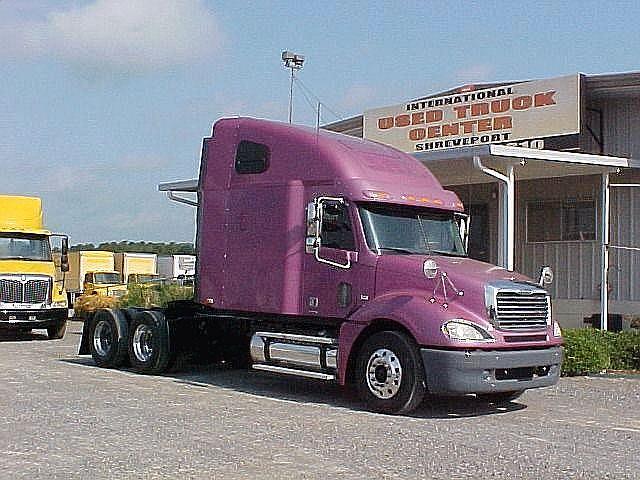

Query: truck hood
[0,259,55,277]
[375,254,538,323]
[0,259,67,303]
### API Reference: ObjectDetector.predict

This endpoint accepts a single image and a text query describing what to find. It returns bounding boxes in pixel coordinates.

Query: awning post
[473,155,515,271]
[600,172,610,331]
[506,164,515,271]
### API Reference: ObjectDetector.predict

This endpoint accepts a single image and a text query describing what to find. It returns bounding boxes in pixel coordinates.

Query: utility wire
[294,79,321,121]
[294,76,345,123]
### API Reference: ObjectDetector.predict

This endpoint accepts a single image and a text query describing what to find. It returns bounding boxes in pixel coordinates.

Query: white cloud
[0,0,222,74]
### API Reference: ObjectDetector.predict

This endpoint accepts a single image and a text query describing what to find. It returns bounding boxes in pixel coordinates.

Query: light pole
[281,51,305,123]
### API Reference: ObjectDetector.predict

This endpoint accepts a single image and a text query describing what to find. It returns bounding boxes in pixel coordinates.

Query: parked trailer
[80,118,563,414]
[157,254,195,282]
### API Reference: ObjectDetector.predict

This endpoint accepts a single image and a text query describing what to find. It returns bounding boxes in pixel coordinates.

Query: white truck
[157,254,195,284]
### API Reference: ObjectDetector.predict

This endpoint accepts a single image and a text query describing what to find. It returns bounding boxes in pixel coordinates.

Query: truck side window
[235,140,270,174]
[321,203,356,251]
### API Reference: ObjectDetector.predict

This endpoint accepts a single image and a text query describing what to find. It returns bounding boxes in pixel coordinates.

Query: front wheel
[47,321,67,340]
[355,331,426,415]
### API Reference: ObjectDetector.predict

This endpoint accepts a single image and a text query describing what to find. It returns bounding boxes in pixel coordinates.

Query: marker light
[363,190,391,200]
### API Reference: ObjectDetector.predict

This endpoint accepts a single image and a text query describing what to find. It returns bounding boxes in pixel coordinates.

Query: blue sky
[1,0,638,244]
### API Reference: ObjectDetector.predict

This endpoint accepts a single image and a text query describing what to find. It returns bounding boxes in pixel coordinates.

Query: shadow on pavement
[0,329,49,342]
[60,356,526,419]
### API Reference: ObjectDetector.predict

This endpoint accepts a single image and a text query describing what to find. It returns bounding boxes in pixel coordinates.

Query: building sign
[363,74,581,152]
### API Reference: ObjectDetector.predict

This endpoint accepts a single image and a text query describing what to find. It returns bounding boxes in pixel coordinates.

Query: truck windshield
[94,273,120,284]
[0,234,52,261]
[359,203,467,257]
[130,274,157,284]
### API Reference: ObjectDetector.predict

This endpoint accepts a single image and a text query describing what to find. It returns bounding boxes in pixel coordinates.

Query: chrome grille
[24,280,49,303]
[0,279,22,303]
[0,277,49,304]
[495,291,550,331]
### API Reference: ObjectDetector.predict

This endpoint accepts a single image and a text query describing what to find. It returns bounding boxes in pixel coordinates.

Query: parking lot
[0,321,638,479]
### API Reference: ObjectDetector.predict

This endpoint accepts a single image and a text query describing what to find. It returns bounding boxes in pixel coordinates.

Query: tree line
[70,241,195,255]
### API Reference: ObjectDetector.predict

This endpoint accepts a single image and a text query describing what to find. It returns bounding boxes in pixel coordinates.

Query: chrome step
[252,364,335,381]
[254,331,336,345]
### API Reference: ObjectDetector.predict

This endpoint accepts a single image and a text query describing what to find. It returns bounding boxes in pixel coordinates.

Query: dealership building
[325,72,640,330]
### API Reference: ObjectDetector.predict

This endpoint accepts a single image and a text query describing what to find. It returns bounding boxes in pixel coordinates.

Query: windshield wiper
[378,247,422,255]
[431,250,468,258]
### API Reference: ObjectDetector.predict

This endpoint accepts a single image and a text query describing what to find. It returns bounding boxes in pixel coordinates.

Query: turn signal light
[362,190,391,200]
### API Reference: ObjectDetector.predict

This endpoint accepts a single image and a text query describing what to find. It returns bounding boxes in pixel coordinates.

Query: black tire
[127,310,171,375]
[47,321,67,340]
[89,309,129,368]
[476,390,524,404]
[355,331,426,414]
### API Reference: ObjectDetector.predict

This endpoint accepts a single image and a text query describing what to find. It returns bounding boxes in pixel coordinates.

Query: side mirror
[455,213,470,252]
[305,236,319,254]
[60,237,69,273]
[538,265,554,286]
[306,201,321,253]
[306,201,319,237]
[423,259,439,279]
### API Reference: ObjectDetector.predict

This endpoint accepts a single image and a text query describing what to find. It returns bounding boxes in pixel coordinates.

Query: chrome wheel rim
[93,320,112,357]
[132,324,154,363]
[366,348,402,399]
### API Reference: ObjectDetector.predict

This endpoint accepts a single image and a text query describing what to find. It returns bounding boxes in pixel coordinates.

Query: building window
[526,199,596,242]
[235,140,269,174]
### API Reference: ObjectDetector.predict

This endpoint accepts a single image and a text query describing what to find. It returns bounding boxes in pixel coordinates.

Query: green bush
[561,328,611,376]
[119,283,194,309]
[608,330,640,370]
[561,328,640,376]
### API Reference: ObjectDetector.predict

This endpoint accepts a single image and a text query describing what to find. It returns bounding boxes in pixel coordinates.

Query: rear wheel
[127,310,171,375]
[47,321,67,340]
[355,331,426,414]
[89,309,129,368]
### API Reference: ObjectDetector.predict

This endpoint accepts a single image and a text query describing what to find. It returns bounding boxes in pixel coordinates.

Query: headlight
[51,300,68,309]
[553,322,562,337]
[442,320,494,342]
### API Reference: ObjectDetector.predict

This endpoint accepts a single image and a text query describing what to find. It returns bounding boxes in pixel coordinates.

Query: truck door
[302,198,374,319]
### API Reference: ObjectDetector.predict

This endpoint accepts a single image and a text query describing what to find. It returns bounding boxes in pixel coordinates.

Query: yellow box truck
[114,252,158,285]
[0,195,70,338]
[67,251,127,301]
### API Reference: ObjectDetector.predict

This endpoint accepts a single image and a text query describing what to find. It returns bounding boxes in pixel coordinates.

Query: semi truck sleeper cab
[79,117,562,414]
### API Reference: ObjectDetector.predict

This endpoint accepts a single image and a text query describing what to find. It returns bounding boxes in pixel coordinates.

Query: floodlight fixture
[282,51,305,70]
[282,50,305,123]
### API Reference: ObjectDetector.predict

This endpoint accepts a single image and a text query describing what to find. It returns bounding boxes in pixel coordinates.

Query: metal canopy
[414,145,634,186]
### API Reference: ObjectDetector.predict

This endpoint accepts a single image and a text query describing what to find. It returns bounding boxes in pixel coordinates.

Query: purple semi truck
[80,117,562,414]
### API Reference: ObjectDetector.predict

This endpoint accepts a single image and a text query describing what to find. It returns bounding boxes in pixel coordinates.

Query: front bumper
[421,346,562,395]
[0,308,68,329]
